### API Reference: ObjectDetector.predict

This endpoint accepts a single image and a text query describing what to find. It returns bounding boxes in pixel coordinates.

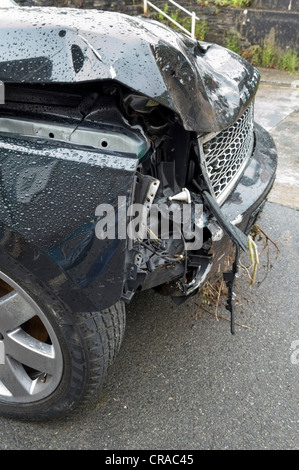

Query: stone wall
[251,0,299,12]
[13,1,299,53]
[238,8,299,51]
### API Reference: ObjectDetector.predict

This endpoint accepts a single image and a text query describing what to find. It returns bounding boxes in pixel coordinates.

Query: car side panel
[0,135,138,311]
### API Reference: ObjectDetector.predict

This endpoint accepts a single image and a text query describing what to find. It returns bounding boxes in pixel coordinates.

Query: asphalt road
[1,69,299,451]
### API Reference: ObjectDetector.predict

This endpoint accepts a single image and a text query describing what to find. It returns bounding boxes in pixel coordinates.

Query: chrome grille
[198,103,254,205]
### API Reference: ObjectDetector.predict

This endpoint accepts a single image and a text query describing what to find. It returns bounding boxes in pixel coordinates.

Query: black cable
[223,243,241,335]
[139,240,184,263]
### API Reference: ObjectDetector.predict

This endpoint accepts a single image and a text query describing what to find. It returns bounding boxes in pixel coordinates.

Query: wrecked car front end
[0,6,277,419]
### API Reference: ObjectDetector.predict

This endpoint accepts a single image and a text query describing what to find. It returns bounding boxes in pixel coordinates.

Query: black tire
[0,252,125,421]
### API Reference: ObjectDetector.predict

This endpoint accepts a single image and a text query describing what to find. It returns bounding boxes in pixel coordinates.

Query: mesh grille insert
[199,103,254,205]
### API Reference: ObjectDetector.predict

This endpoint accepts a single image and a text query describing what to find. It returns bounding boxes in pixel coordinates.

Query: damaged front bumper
[122,122,277,307]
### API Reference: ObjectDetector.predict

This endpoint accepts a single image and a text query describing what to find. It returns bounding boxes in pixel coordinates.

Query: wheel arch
[0,222,95,314]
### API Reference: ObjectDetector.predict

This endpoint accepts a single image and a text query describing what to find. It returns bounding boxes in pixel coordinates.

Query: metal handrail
[143,0,199,39]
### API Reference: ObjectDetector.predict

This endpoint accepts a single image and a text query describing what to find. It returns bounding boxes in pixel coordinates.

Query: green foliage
[170,9,180,23]
[251,45,263,66]
[225,34,242,55]
[158,4,179,24]
[180,17,209,40]
[261,42,277,68]
[158,3,169,21]
[196,19,209,40]
[243,43,299,73]
[206,0,251,7]
[278,49,299,73]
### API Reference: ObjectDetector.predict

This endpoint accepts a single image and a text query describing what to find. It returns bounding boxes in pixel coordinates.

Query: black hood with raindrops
[0,6,260,133]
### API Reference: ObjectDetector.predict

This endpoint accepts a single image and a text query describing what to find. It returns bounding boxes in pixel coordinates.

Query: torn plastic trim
[201,190,248,252]
[174,256,212,299]
[223,244,241,335]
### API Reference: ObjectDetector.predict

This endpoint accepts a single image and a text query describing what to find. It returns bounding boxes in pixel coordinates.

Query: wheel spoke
[0,291,36,332]
[0,356,32,397]
[6,329,56,375]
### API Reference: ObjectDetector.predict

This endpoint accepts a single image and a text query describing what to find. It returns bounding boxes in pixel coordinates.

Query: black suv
[0,4,277,419]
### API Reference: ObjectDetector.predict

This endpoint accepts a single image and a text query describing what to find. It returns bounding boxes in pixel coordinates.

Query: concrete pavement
[255,67,299,209]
